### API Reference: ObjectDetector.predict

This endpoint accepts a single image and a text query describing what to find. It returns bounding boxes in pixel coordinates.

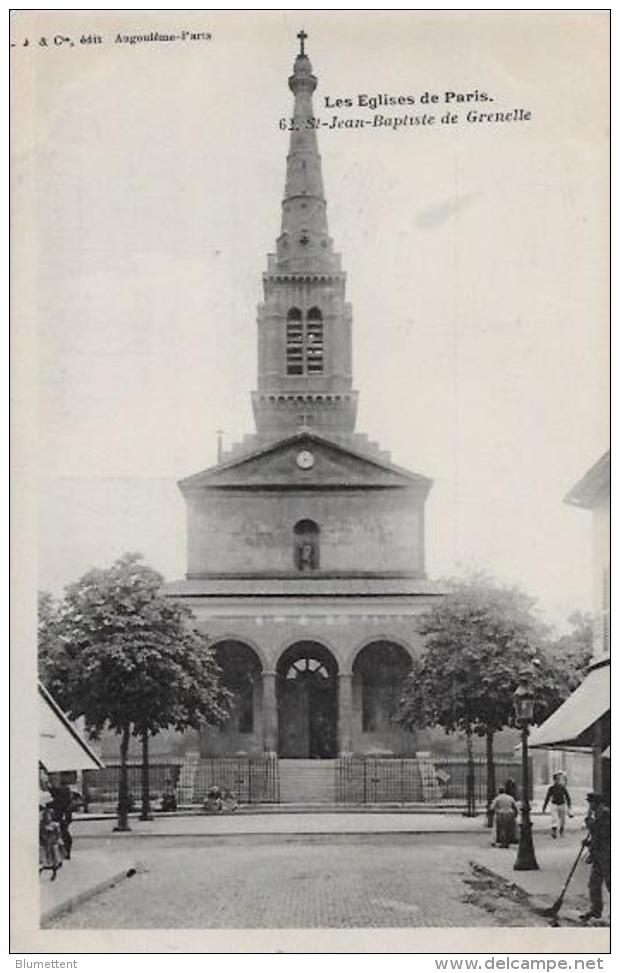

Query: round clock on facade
[296,450,315,469]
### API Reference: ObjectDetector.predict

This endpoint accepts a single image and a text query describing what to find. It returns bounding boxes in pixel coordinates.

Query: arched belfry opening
[306,307,324,374]
[294,519,320,570]
[277,641,338,758]
[286,308,303,375]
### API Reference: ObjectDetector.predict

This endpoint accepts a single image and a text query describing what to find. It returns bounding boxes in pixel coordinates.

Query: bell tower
[252,33,358,438]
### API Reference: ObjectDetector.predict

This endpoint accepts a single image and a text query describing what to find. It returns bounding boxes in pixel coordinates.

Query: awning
[529,663,610,750]
[39,683,104,772]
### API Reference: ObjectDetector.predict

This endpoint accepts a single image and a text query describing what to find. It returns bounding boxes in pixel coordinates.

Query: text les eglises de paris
[325,90,493,110]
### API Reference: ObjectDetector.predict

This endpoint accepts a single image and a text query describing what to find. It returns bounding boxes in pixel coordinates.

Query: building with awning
[529,661,610,751]
[39,682,103,773]
[529,452,610,792]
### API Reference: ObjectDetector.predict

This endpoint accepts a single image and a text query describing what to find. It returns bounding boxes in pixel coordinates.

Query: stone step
[279,759,336,803]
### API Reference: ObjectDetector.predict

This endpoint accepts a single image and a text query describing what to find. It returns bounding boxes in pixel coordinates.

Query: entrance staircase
[279,759,336,804]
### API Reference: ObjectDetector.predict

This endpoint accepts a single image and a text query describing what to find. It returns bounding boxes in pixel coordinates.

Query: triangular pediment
[179,432,431,492]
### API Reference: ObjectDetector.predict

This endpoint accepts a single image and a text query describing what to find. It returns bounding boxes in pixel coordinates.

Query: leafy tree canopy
[38,552,231,739]
[546,610,593,682]
[397,574,578,738]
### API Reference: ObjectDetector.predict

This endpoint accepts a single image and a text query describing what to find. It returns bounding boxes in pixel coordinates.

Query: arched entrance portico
[277,642,338,758]
[213,640,263,750]
[352,640,413,752]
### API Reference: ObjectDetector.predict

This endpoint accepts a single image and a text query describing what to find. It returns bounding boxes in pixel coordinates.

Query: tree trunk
[485,727,496,828]
[139,728,153,821]
[114,723,132,832]
[464,725,476,817]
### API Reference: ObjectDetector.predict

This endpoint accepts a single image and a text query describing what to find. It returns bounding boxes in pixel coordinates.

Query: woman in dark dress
[490,787,519,848]
[504,778,519,843]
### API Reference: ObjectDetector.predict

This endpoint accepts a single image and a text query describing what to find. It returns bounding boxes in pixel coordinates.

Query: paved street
[49,833,548,929]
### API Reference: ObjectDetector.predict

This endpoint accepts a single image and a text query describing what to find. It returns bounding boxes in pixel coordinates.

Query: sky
[20,10,609,631]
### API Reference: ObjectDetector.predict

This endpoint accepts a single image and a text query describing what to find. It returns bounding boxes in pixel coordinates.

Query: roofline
[39,682,104,769]
[178,430,432,490]
[564,450,610,509]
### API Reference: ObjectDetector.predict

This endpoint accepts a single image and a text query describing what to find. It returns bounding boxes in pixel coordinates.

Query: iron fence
[432,756,532,805]
[336,757,423,803]
[336,755,530,806]
[83,759,183,806]
[83,756,279,806]
[193,757,279,804]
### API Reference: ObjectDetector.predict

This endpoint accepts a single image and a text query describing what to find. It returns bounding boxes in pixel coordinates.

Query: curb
[75,828,487,841]
[75,807,476,820]
[74,807,564,821]
[40,865,138,927]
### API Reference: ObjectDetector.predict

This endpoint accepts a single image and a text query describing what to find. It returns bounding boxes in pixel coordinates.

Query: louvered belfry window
[286,308,304,375]
[306,307,324,374]
[286,307,324,376]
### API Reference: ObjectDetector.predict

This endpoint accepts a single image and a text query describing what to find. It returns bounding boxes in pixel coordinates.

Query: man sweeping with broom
[580,791,611,923]
[536,791,610,924]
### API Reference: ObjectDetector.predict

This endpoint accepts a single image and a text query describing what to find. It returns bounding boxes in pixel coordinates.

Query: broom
[537,838,589,919]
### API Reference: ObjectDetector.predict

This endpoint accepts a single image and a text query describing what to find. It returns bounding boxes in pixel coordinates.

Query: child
[221,787,238,813]
[39,806,62,881]
[542,772,572,838]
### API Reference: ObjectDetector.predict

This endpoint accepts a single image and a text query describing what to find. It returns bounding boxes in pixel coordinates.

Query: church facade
[166,38,444,762]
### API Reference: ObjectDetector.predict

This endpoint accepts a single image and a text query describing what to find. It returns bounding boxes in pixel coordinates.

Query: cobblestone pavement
[51,834,542,929]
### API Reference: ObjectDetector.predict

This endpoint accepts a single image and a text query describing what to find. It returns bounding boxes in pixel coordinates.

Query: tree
[38,553,231,830]
[38,591,63,685]
[546,611,593,683]
[397,575,569,819]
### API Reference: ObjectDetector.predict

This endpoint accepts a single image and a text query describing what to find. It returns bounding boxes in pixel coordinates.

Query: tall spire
[275,35,338,274]
[252,36,357,439]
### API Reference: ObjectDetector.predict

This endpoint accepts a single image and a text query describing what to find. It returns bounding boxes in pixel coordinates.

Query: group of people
[39,778,74,881]
[490,771,574,848]
[489,771,610,922]
[203,785,238,813]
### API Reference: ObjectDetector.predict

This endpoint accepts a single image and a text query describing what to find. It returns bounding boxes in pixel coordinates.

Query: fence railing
[193,757,279,804]
[83,755,279,807]
[83,754,527,809]
[83,759,183,807]
[336,755,530,806]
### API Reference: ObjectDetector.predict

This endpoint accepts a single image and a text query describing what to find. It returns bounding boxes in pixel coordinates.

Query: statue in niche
[297,540,317,571]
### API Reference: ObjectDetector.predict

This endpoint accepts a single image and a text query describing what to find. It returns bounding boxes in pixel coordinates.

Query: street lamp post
[513,673,539,871]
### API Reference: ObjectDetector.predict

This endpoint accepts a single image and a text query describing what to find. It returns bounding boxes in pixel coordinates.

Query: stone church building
[163,37,445,771]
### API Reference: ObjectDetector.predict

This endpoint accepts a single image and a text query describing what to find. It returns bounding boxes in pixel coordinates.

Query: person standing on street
[51,779,74,860]
[580,792,611,923]
[503,778,519,843]
[542,772,572,838]
[490,786,519,848]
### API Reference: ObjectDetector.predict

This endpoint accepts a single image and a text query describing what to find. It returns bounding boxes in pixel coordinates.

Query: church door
[277,646,338,758]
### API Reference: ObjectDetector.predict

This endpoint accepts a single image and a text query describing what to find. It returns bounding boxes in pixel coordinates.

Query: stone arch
[351,640,413,736]
[210,634,268,671]
[275,632,340,663]
[211,639,264,738]
[276,640,339,758]
[349,635,415,672]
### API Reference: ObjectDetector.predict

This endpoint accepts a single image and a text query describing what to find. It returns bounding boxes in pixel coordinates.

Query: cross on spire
[297,29,308,56]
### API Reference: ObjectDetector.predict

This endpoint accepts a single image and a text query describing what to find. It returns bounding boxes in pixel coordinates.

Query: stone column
[338,673,353,754]
[262,671,278,754]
